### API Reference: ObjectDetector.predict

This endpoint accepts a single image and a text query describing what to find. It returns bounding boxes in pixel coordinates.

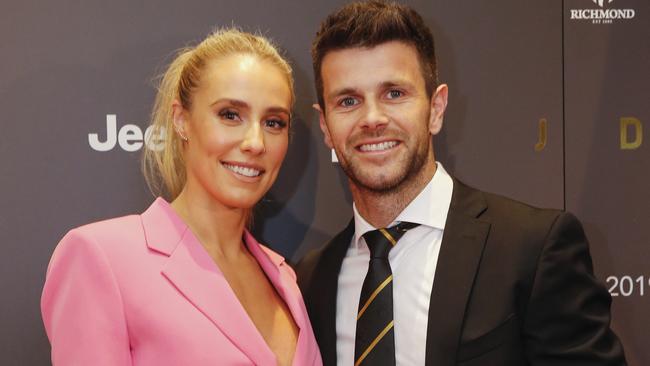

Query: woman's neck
[170,185,248,261]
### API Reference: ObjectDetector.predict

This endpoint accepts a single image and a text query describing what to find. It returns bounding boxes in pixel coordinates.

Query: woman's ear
[172,100,189,141]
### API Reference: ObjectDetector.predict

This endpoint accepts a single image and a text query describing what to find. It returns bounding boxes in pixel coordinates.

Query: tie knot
[362,222,419,259]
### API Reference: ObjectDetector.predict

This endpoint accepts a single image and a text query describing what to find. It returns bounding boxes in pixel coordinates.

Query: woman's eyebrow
[210,98,250,108]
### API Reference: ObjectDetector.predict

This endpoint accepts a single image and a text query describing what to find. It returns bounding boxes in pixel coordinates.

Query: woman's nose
[240,123,265,155]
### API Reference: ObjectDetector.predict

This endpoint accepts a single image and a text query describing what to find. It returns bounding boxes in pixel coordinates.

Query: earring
[176,129,188,142]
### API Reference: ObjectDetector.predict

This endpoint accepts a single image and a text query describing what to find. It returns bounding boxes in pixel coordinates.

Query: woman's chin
[218,194,264,211]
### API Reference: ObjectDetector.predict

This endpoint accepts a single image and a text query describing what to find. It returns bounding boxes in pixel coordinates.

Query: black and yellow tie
[354,222,419,366]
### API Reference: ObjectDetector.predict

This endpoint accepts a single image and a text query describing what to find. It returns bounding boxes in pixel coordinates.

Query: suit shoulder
[480,190,563,228]
[296,220,354,290]
[298,241,329,267]
[60,214,143,254]
[468,188,575,257]
[47,215,141,275]
[297,221,353,269]
[295,242,328,289]
[74,214,142,239]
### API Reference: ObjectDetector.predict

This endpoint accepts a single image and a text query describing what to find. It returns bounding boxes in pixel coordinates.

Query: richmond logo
[592,0,613,7]
[570,0,635,24]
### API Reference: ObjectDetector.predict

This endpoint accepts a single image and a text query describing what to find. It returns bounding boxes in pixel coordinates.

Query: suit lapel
[245,231,304,325]
[142,199,275,365]
[244,231,320,365]
[425,180,491,366]
[309,220,355,365]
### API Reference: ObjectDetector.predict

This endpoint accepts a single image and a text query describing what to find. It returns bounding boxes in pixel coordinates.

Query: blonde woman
[41,29,322,366]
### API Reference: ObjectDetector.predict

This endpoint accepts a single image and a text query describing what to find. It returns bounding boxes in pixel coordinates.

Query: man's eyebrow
[327,87,358,101]
[328,80,414,100]
[379,79,412,89]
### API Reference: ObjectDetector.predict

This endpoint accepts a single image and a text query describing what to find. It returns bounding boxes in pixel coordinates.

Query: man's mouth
[222,162,263,177]
[358,140,399,152]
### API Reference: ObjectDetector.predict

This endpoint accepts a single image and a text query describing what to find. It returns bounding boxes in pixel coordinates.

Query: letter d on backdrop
[620,117,643,150]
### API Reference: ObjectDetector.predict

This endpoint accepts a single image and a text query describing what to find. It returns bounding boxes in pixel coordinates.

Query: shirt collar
[352,162,454,249]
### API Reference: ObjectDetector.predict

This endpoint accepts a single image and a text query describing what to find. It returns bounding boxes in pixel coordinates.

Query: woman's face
[177,54,291,210]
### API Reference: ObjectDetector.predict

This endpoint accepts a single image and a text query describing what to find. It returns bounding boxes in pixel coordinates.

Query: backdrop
[1,0,647,364]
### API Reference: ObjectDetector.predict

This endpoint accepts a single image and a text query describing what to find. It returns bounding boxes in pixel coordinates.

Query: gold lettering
[620,117,642,150]
[535,118,547,152]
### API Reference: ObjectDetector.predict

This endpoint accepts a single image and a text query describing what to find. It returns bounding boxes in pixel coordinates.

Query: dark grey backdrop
[0,0,647,364]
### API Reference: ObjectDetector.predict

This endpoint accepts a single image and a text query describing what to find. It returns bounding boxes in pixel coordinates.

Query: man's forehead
[322,40,419,65]
[321,41,423,92]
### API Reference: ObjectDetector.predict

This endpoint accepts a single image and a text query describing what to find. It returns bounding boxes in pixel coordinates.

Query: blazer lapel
[142,199,275,366]
[245,232,304,324]
[425,180,491,366]
[308,220,355,366]
[243,231,319,365]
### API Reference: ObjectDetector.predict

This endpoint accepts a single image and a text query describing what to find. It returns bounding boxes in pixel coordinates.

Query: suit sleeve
[523,212,626,365]
[41,229,133,366]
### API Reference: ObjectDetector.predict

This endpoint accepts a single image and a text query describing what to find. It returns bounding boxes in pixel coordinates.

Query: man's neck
[351,161,437,228]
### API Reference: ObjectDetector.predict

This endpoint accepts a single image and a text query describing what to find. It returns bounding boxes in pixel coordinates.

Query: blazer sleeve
[41,229,133,366]
[523,212,626,365]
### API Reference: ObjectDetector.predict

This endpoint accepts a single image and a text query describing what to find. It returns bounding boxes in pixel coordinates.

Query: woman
[41,29,322,366]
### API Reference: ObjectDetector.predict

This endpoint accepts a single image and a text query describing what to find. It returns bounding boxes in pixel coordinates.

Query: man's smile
[356,140,401,153]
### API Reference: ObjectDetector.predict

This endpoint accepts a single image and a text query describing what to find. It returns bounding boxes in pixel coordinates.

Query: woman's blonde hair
[142,28,294,200]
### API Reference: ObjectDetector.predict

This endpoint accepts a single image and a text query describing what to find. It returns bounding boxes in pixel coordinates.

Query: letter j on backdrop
[88,114,166,152]
[535,118,547,152]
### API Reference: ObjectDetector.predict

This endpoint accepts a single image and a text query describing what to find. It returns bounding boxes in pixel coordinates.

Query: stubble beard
[337,134,431,196]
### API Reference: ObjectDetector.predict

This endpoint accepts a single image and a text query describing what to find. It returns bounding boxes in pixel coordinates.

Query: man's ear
[172,100,189,140]
[314,103,334,149]
[428,84,448,136]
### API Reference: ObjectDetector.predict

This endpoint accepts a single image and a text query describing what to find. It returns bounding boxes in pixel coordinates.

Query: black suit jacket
[296,179,626,365]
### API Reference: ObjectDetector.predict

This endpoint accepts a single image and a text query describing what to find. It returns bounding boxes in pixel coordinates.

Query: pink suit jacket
[41,198,322,366]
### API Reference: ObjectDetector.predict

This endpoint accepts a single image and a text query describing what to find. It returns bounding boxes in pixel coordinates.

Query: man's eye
[388,90,403,99]
[340,97,358,107]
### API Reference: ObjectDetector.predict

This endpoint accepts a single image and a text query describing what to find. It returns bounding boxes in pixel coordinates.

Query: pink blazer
[41,198,322,366]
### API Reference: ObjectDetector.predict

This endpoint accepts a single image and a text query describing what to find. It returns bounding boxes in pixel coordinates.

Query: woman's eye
[219,110,240,121]
[340,97,358,107]
[387,90,403,99]
[265,119,287,130]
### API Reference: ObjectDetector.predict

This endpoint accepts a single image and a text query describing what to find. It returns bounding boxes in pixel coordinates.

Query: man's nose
[360,99,389,129]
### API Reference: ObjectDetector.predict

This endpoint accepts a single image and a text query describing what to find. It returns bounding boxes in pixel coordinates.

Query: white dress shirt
[336,162,454,366]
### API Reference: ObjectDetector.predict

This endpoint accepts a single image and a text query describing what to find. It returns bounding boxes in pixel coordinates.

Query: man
[296,1,626,365]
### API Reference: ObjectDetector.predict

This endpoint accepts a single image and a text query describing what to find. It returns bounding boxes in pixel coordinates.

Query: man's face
[317,41,447,193]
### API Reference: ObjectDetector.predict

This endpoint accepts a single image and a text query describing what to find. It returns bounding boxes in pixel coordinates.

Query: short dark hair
[312,0,439,108]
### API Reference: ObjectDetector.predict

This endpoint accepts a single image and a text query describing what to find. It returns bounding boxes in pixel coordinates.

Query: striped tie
[354,222,419,366]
